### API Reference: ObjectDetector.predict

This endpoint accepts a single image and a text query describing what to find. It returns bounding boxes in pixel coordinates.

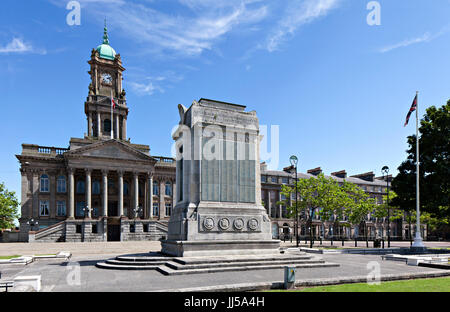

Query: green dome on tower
[96,22,116,60]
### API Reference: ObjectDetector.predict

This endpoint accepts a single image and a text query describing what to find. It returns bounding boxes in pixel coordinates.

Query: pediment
[66,140,155,162]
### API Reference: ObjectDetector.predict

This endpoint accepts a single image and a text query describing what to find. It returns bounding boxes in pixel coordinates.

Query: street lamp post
[26,218,39,231]
[290,155,298,248]
[382,166,390,248]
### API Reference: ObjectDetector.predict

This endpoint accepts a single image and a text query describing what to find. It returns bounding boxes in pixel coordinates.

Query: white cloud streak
[265,0,341,52]
[51,0,268,56]
[379,26,450,53]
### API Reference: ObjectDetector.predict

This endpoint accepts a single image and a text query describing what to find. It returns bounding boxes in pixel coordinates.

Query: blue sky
[1,0,449,198]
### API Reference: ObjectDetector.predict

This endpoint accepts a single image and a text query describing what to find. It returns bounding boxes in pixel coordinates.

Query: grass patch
[283,277,450,292]
[0,255,21,260]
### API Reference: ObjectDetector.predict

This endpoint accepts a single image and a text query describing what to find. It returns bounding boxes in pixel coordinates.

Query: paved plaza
[0,241,448,292]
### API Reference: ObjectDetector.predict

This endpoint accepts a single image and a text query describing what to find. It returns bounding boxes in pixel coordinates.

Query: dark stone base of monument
[410,246,427,253]
[161,239,281,257]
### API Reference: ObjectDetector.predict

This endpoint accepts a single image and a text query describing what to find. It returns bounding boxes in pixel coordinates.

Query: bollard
[284,267,296,290]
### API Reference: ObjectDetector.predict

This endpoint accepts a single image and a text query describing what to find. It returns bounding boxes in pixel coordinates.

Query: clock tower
[85,23,128,140]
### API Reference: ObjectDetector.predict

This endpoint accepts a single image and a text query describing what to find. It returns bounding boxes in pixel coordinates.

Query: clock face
[101,73,112,84]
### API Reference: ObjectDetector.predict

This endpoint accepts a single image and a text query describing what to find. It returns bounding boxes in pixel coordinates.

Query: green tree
[279,174,376,245]
[0,182,20,229]
[392,100,450,238]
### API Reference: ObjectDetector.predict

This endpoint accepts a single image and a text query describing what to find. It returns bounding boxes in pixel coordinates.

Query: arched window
[40,174,49,192]
[165,181,172,196]
[92,181,100,195]
[57,176,66,193]
[123,182,129,195]
[103,119,111,133]
[76,181,85,194]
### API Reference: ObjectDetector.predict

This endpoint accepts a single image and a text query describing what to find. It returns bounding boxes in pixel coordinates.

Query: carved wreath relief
[200,216,261,232]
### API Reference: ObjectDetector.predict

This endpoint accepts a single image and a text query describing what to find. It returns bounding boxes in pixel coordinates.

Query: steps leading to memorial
[95,251,340,275]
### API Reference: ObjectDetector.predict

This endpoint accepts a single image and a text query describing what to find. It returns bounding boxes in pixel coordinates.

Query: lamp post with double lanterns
[382,166,390,248]
[26,218,39,232]
[289,155,299,247]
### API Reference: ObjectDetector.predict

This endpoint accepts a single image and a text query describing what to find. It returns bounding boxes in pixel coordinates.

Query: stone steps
[105,259,169,266]
[157,262,340,276]
[165,258,326,270]
[95,251,340,275]
[96,262,160,270]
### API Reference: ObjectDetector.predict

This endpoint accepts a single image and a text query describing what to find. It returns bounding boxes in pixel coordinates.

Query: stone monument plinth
[161,99,280,257]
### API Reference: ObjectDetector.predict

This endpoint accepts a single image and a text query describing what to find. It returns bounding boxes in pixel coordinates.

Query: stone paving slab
[1,253,448,292]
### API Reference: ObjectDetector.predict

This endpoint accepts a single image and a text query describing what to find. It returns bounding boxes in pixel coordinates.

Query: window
[153,182,159,195]
[92,224,98,234]
[130,224,135,233]
[56,200,66,216]
[261,176,267,183]
[92,181,100,195]
[76,201,85,217]
[153,203,159,216]
[282,177,288,184]
[76,181,85,194]
[76,225,82,233]
[271,177,278,183]
[123,182,129,195]
[143,224,149,233]
[165,203,172,216]
[57,176,66,193]
[39,200,49,216]
[104,119,111,133]
[281,194,286,201]
[40,174,49,192]
[165,181,172,196]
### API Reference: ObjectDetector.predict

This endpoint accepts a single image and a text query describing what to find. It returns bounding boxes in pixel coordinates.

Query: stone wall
[121,220,168,241]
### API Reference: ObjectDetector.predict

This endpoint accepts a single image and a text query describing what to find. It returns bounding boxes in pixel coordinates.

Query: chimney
[351,172,375,182]
[260,162,267,172]
[307,167,322,176]
[283,165,295,174]
[331,170,347,179]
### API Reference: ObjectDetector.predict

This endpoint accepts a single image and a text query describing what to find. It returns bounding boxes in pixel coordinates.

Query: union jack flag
[404,94,417,127]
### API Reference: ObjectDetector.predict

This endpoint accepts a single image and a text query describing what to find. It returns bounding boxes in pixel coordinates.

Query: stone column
[68,168,74,219]
[278,191,282,219]
[159,179,165,218]
[88,113,92,136]
[32,171,39,218]
[97,112,102,138]
[122,118,127,140]
[85,169,92,218]
[148,173,153,219]
[102,170,108,217]
[50,174,56,218]
[118,170,124,217]
[133,172,139,218]
[115,114,119,139]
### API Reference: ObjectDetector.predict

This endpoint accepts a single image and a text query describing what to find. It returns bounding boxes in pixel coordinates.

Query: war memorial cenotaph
[161,99,281,257]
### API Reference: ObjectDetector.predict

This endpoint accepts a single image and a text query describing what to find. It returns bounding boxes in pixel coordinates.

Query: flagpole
[412,90,425,249]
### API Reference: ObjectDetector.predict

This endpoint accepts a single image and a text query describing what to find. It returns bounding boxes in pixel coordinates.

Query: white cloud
[265,0,341,52]
[51,0,268,56]
[129,81,164,96]
[0,38,33,53]
[379,26,450,53]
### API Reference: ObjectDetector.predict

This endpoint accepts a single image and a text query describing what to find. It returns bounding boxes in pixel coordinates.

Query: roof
[261,169,387,186]
[96,23,116,60]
